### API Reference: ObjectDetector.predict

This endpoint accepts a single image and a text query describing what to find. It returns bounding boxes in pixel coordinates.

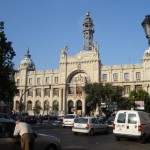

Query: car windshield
[75,118,88,124]
[64,115,75,119]
[0,122,15,138]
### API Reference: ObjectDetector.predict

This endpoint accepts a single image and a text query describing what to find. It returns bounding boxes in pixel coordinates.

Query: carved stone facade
[13,12,150,116]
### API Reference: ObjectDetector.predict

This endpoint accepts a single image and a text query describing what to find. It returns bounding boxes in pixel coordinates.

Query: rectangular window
[27,89,33,96]
[117,113,126,123]
[45,77,49,84]
[53,88,59,96]
[68,87,74,94]
[113,73,118,81]
[37,78,40,85]
[136,72,141,80]
[76,86,82,94]
[102,74,107,81]
[124,73,129,81]
[124,85,130,94]
[135,85,142,92]
[44,88,50,96]
[29,78,32,85]
[128,114,137,124]
[54,77,58,84]
[36,88,41,97]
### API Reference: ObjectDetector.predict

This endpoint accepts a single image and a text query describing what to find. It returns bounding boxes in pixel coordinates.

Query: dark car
[105,115,115,127]
[0,118,61,150]
[0,113,13,120]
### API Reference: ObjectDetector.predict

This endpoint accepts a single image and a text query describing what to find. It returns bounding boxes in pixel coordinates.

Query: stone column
[63,88,66,113]
[59,88,62,112]
[82,98,85,116]
[50,87,53,107]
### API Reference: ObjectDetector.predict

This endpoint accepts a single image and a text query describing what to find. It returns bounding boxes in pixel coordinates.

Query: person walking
[13,117,35,150]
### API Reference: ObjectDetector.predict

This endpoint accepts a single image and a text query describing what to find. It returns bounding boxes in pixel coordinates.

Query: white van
[113,110,150,143]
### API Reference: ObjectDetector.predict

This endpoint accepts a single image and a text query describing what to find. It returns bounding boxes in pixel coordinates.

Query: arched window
[77,100,82,107]
[44,100,49,111]
[35,100,41,107]
[53,100,59,111]
[27,101,32,111]
[77,100,82,110]
[68,100,74,114]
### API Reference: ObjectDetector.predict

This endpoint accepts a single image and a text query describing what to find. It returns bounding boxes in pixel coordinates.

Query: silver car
[62,114,80,127]
[0,118,61,150]
[72,116,109,136]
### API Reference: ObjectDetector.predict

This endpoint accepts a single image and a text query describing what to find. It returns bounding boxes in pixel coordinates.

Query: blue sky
[0,0,149,70]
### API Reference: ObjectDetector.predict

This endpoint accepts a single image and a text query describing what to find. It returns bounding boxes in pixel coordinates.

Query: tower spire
[83,12,94,51]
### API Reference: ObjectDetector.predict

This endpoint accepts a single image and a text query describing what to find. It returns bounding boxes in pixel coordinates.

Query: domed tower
[19,49,36,71]
[83,12,94,51]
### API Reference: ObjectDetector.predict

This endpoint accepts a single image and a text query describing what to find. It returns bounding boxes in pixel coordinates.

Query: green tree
[0,22,17,112]
[83,82,103,114]
[111,86,130,110]
[103,83,114,105]
[129,89,150,112]
[83,82,128,113]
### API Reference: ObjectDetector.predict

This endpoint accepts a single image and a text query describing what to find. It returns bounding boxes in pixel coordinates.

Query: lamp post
[19,87,32,113]
[142,15,150,46]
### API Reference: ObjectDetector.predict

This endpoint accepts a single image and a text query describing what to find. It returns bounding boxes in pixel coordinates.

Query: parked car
[72,116,109,136]
[62,114,80,127]
[113,110,150,143]
[57,116,63,122]
[105,115,115,127]
[43,115,58,120]
[0,113,13,120]
[0,118,61,150]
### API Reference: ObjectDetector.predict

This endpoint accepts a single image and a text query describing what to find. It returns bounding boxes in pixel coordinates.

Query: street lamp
[142,15,150,46]
[19,87,32,113]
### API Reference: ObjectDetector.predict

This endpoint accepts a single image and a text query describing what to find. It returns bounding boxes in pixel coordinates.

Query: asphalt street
[32,123,150,150]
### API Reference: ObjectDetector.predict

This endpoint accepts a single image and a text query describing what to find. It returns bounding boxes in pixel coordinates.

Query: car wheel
[46,144,57,150]
[89,129,94,136]
[74,132,78,135]
[140,134,146,144]
[115,136,120,141]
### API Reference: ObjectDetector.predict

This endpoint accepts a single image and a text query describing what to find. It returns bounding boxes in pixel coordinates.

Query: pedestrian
[13,117,35,150]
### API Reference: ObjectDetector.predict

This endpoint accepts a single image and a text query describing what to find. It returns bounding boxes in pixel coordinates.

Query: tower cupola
[83,12,94,51]
[19,49,36,71]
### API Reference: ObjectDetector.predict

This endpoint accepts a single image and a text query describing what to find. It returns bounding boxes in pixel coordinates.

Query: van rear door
[126,112,139,136]
[115,112,127,134]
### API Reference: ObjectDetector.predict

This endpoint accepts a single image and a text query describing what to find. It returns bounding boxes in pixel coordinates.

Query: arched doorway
[68,100,73,114]
[76,100,82,115]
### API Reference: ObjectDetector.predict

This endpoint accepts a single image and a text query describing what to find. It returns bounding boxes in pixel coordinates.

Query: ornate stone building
[13,12,150,116]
